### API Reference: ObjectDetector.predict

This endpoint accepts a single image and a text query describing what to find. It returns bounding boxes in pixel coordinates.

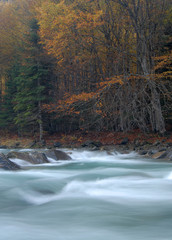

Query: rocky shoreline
[0,136,172,170]
[0,149,72,170]
[79,139,172,161]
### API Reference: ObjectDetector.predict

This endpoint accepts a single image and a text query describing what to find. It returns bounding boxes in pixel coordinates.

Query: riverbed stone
[45,150,72,160]
[7,151,49,164]
[166,151,172,161]
[0,153,20,170]
[153,140,161,146]
[120,137,129,145]
[81,140,102,149]
[152,151,168,159]
[0,145,8,149]
[146,149,158,156]
[54,142,62,148]
[166,142,172,147]
[138,150,148,155]
[31,152,49,164]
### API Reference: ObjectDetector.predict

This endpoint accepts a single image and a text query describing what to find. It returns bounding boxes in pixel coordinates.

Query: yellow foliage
[154,51,172,71]
[99,76,124,88]
[37,0,104,67]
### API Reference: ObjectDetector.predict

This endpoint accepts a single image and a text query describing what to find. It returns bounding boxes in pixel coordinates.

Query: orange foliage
[99,75,124,88]
[154,51,172,72]
[37,0,104,67]
[43,91,98,115]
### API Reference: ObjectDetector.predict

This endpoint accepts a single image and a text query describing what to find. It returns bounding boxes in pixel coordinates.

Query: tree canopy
[0,0,171,138]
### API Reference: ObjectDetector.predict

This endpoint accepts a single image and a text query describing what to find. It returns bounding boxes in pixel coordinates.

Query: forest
[0,0,172,142]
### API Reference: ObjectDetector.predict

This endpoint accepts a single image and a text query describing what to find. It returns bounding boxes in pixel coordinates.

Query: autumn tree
[0,0,171,135]
[106,0,171,133]
[37,0,105,93]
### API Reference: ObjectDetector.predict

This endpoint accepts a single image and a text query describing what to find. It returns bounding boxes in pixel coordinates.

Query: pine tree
[14,19,50,141]
[0,64,19,130]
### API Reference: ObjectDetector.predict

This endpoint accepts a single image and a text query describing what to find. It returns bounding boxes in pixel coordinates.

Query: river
[0,149,172,240]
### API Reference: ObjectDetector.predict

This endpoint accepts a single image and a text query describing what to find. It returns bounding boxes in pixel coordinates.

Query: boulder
[146,149,158,156]
[0,153,20,170]
[166,151,172,161]
[30,152,49,164]
[133,139,140,147]
[53,142,62,148]
[7,151,49,164]
[29,140,37,148]
[158,148,167,152]
[120,137,129,145]
[114,145,130,153]
[153,140,161,146]
[81,140,102,149]
[152,151,168,159]
[45,150,72,160]
[141,141,150,147]
[138,150,148,155]
[0,145,8,149]
[166,142,172,147]
[7,151,30,161]
[142,144,151,151]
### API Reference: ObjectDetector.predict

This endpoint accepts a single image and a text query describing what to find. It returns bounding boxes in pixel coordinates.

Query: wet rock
[81,140,102,149]
[100,145,114,151]
[166,151,172,161]
[0,145,8,149]
[159,148,167,152]
[153,140,161,146]
[138,150,148,155]
[0,153,20,170]
[146,149,158,156]
[133,139,140,147]
[53,142,62,148]
[8,152,29,160]
[120,137,129,145]
[152,151,168,159]
[31,152,49,164]
[45,150,71,160]
[114,145,130,154]
[90,146,100,151]
[7,151,49,164]
[29,141,36,148]
[106,151,113,155]
[166,142,172,147]
[128,144,135,151]
[141,141,150,146]
[142,144,151,151]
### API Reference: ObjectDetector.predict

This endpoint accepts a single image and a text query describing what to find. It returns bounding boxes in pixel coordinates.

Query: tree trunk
[38,100,43,142]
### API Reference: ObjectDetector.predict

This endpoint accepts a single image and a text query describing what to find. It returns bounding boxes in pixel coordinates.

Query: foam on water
[70,149,138,161]
[1,149,172,240]
[166,171,172,179]
[9,158,33,166]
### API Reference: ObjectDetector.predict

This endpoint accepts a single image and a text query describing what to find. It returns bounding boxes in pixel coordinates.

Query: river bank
[0,130,172,161]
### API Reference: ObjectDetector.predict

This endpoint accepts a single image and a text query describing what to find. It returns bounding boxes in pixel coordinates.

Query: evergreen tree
[14,19,50,141]
[0,64,19,130]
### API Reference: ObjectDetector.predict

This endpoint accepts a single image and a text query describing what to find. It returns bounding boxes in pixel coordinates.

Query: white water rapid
[0,149,172,240]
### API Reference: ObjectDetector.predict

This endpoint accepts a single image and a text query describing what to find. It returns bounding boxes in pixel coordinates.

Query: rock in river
[45,150,72,160]
[0,153,20,170]
[7,149,72,163]
[7,151,50,164]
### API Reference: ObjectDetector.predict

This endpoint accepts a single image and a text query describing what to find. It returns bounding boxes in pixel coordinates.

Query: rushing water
[0,149,172,240]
